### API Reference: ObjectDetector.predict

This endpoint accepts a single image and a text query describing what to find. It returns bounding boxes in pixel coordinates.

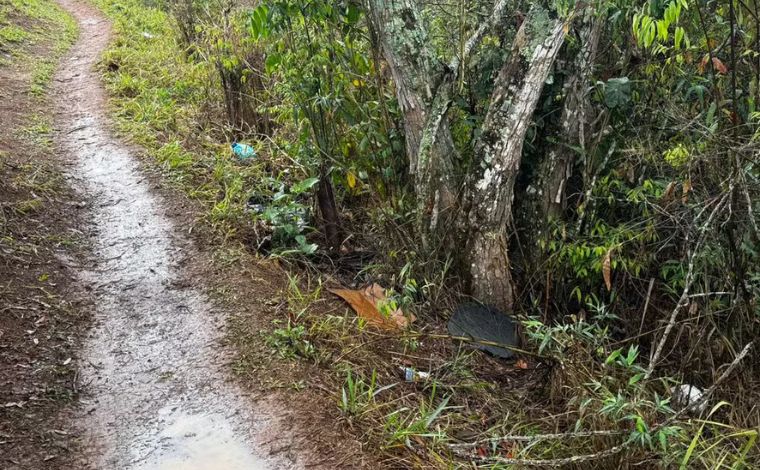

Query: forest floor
[1,0,368,468]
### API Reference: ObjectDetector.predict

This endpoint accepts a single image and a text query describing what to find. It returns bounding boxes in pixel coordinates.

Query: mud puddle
[52,1,290,468]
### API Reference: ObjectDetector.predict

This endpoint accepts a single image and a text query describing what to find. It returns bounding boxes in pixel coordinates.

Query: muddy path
[53,1,298,468]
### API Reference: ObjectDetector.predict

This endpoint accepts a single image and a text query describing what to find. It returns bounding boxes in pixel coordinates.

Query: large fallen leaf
[329,283,414,330]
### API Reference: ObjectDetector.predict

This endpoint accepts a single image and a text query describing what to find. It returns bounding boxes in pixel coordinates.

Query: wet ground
[53,1,291,468]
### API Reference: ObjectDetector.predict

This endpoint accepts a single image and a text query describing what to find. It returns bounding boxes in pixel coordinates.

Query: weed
[14,198,42,215]
[0,25,27,45]
[263,320,315,360]
[383,391,451,450]
[339,368,378,417]
[18,114,53,149]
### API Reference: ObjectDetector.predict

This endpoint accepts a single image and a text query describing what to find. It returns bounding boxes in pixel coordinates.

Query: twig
[449,429,623,448]
[637,278,655,338]
[452,440,627,466]
[333,331,547,363]
[645,191,729,380]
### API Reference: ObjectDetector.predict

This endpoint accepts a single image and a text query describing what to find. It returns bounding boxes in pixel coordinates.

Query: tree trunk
[365,0,458,247]
[317,164,341,251]
[542,10,603,219]
[365,1,568,311]
[467,13,567,311]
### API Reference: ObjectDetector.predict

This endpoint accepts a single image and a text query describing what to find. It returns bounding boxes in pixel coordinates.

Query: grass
[0,0,78,92]
[0,24,27,44]
[18,114,53,148]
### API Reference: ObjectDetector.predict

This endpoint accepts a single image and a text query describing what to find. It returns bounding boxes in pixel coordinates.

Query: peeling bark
[366,0,510,246]
[467,14,567,311]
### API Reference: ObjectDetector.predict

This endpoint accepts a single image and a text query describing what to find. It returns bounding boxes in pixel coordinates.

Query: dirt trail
[53,1,294,468]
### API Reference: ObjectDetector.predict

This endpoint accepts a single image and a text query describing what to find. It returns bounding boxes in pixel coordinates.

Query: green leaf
[604,77,632,109]
[290,177,319,195]
[674,26,684,49]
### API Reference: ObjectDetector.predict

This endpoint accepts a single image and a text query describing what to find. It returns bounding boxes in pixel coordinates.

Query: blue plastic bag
[231,142,256,159]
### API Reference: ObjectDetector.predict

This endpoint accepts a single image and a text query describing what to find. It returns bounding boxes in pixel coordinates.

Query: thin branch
[645,191,730,380]
[449,429,623,448]
[452,440,627,467]
[448,0,509,74]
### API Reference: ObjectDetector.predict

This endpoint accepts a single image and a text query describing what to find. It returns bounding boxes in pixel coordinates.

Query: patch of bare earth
[0,9,90,470]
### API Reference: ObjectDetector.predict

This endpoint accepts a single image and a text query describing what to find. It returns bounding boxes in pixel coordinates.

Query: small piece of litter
[231,142,256,159]
[671,384,707,414]
[400,367,429,382]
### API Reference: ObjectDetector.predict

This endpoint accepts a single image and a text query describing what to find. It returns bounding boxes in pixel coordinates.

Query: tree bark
[365,0,569,311]
[365,0,458,246]
[467,13,567,311]
[317,164,341,251]
[542,10,603,219]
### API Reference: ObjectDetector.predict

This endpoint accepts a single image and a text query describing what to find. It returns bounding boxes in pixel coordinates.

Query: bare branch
[645,190,731,379]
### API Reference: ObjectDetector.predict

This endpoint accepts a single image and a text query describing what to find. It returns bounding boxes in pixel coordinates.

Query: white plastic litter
[671,384,707,414]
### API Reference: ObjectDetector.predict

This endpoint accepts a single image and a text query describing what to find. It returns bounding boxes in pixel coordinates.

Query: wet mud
[53,1,292,468]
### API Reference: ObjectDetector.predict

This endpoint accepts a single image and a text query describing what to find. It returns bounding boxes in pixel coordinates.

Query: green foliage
[260,176,317,254]
[253,0,403,199]
[339,368,378,416]
[264,320,315,359]
[383,389,450,449]
[523,300,756,465]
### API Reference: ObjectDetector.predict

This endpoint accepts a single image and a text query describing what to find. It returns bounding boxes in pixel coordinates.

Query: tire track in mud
[53,1,295,468]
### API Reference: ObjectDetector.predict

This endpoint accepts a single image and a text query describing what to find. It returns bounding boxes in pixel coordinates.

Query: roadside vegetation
[90,0,759,467]
[0,0,83,468]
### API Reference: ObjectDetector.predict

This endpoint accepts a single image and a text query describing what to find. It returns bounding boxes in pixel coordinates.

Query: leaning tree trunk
[542,9,603,219]
[466,13,567,312]
[365,0,459,248]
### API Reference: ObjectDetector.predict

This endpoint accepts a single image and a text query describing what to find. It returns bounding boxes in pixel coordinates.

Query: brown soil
[0,11,90,470]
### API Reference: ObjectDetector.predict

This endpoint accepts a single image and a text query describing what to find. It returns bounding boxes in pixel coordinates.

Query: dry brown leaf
[329,283,414,330]
[698,55,708,74]
[602,249,612,292]
[662,181,676,202]
[712,57,728,74]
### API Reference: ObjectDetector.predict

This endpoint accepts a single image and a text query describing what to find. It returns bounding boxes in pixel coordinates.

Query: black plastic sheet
[447,304,517,359]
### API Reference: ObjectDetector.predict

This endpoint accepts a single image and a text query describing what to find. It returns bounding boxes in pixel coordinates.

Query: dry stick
[448,429,623,448]
[637,277,655,338]
[333,331,547,364]
[645,191,730,380]
[451,440,628,467]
